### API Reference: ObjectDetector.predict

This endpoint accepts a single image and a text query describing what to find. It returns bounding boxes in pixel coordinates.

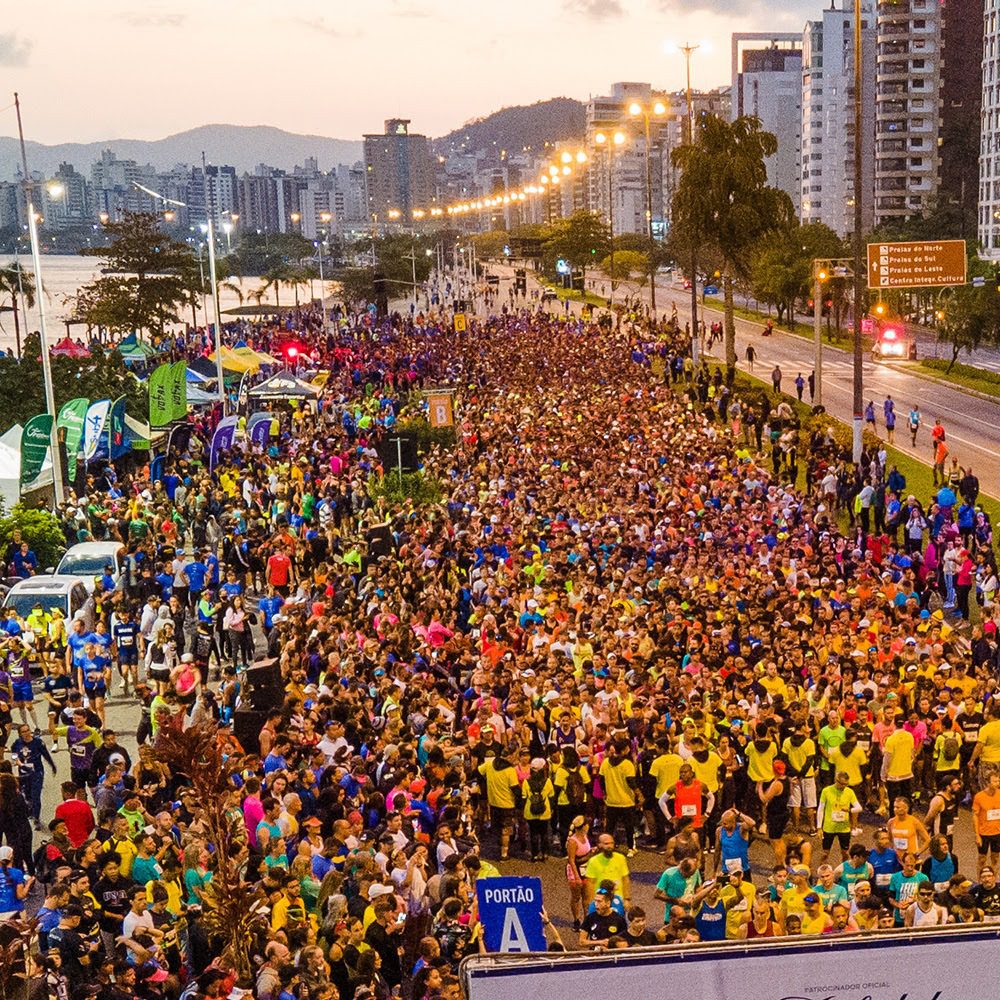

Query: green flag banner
[20,413,53,488]
[149,362,171,428]
[169,360,188,422]
[57,397,89,481]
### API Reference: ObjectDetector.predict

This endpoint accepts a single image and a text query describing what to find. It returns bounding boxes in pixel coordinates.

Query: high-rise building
[876,0,983,228]
[731,34,803,212]
[800,1,876,236]
[363,119,435,223]
[981,0,1000,254]
[237,171,281,234]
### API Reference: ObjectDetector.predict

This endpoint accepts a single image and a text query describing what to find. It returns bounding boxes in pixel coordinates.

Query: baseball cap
[368,883,394,900]
[0,846,13,862]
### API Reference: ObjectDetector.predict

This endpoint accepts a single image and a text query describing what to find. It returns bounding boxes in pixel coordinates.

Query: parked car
[2,575,89,622]
[704,284,719,295]
[55,541,124,592]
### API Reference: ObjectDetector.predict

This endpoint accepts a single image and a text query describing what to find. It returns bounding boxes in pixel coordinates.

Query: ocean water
[0,254,292,349]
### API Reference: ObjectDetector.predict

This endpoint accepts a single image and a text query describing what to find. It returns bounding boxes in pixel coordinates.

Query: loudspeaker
[365,522,394,559]
[232,709,267,755]
[377,432,419,474]
[243,659,282,711]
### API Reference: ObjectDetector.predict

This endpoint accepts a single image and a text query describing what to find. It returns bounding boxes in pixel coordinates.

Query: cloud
[564,0,625,17]
[120,12,187,28]
[293,16,362,39]
[389,0,434,17]
[0,32,33,67]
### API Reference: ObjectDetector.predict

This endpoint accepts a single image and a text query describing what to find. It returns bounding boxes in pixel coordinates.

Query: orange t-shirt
[973,789,1000,838]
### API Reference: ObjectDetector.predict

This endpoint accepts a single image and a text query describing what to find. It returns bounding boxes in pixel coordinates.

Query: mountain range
[0,124,364,179]
[0,99,587,179]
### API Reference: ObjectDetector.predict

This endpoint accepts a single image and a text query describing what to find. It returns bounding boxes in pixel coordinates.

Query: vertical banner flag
[19,413,53,489]
[148,362,171,428]
[166,423,192,460]
[426,392,454,428]
[209,415,239,472]
[249,415,272,448]
[475,877,546,954]
[149,453,166,484]
[83,399,111,462]
[107,396,127,458]
[169,360,188,422]
[57,397,89,481]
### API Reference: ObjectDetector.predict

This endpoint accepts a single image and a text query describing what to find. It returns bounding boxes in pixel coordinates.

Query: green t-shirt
[819,784,858,833]
[818,724,846,770]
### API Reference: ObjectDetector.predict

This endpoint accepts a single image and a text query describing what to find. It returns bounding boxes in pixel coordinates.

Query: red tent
[51,337,91,358]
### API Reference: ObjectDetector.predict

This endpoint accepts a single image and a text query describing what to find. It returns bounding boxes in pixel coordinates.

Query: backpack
[565,767,587,806]
[32,841,55,884]
[941,735,960,763]
[528,775,547,817]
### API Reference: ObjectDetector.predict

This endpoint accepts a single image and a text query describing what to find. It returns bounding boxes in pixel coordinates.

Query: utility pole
[202,152,225,413]
[682,42,701,364]
[14,93,64,505]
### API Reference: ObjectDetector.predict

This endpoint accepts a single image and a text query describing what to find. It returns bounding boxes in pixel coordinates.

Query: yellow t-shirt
[521,777,555,820]
[978,720,1000,763]
[599,757,637,807]
[721,881,756,939]
[781,737,817,778]
[689,751,723,792]
[582,850,630,892]
[746,742,777,782]
[828,745,867,787]
[649,753,683,797]
[884,728,915,778]
[478,759,520,809]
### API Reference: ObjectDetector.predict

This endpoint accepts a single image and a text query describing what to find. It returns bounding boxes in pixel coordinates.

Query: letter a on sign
[499,909,531,952]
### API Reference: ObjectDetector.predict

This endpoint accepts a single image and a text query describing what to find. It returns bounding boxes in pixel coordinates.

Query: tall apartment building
[237,170,282,233]
[875,0,983,227]
[41,163,89,229]
[981,0,1000,255]
[585,82,672,237]
[732,34,803,213]
[800,1,876,236]
[363,119,435,222]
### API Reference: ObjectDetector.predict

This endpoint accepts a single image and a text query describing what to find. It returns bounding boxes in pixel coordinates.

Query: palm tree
[672,115,792,375]
[0,262,35,357]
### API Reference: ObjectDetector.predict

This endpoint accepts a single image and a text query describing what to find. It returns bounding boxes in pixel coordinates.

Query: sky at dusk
[0,0,820,144]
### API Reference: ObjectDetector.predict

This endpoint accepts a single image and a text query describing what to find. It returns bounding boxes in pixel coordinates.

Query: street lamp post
[594,131,625,307]
[13,93,64,505]
[677,42,702,363]
[628,101,667,316]
[317,210,331,334]
[851,0,865,464]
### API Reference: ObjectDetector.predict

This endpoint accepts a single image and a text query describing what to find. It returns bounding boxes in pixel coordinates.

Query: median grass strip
[916,359,1000,400]
[537,276,607,308]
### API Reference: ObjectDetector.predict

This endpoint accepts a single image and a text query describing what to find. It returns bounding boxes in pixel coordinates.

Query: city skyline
[1,0,820,144]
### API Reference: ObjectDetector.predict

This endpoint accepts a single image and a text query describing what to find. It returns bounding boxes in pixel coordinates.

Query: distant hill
[434,98,586,158]
[0,124,364,178]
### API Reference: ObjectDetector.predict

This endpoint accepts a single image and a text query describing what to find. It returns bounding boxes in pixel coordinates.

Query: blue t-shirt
[0,865,26,912]
[67,631,96,667]
[185,561,207,592]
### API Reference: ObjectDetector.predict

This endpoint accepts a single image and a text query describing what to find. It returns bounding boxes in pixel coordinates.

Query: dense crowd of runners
[1,281,1000,1000]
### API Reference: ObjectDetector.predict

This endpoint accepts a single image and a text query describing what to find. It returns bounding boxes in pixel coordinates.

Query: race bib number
[934,881,948,893]
[681,804,697,817]
[831,810,848,824]
[966,732,979,743]
[893,837,909,851]
[876,874,891,887]
[724,858,743,873]
[986,809,1000,822]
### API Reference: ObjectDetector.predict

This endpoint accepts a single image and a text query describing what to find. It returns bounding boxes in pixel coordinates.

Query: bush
[395,417,457,452]
[0,503,67,570]
[367,471,445,507]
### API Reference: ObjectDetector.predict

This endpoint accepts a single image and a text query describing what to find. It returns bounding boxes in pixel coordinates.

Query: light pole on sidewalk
[628,100,667,316]
[594,130,626,307]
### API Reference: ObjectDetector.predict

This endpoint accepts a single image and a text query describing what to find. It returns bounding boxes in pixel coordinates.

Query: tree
[541,211,610,285]
[672,115,793,373]
[0,262,35,357]
[750,222,844,325]
[0,333,145,433]
[598,250,649,285]
[935,259,1000,370]
[78,213,194,335]
[229,230,314,276]
[0,503,67,568]
[470,230,510,260]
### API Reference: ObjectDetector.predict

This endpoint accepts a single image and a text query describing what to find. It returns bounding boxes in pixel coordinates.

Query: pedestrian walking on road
[794,373,805,402]
[745,344,756,371]
[865,401,876,431]
[908,405,921,446]
[771,365,782,393]
[808,370,815,401]
[885,406,896,445]
[931,418,946,462]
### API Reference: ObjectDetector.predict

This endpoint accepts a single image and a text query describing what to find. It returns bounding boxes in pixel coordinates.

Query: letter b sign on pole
[475,877,546,954]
